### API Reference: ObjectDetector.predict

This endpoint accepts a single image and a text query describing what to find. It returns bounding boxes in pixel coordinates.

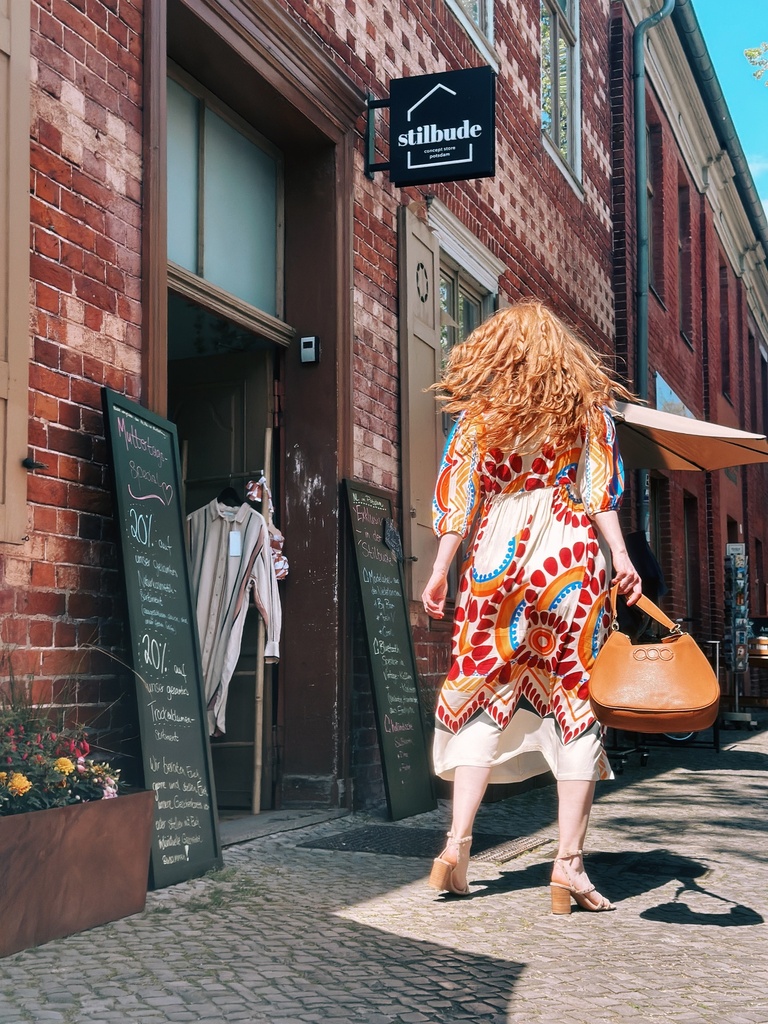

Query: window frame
[540,0,581,178]
[683,491,701,626]
[437,256,494,600]
[401,198,506,603]
[647,124,664,299]
[677,181,693,346]
[166,63,286,330]
[444,0,499,69]
[439,257,491,379]
[719,263,732,402]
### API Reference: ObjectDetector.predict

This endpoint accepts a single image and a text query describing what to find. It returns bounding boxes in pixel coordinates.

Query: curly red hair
[433,300,634,451]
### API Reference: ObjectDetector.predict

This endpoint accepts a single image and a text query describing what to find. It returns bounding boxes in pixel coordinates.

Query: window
[720,264,731,400]
[444,0,497,66]
[748,333,757,432]
[683,493,701,626]
[755,538,765,616]
[678,183,692,343]
[647,125,663,295]
[438,262,493,600]
[167,70,284,320]
[440,264,485,374]
[450,0,491,38]
[541,0,579,169]
[648,475,668,590]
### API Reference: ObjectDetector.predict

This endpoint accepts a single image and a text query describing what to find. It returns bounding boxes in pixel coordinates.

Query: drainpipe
[633,0,675,531]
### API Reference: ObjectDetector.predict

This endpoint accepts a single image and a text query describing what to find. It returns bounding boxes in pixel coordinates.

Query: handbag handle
[608,584,682,635]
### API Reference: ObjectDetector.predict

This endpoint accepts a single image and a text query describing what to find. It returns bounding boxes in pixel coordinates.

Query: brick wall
[277,0,619,495]
[1,0,145,771]
[609,3,768,673]
[274,0,621,752]
[9,0,766,799]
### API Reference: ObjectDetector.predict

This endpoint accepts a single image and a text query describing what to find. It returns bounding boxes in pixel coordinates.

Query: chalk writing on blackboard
[344,481,435,819]
[103,389,222,887]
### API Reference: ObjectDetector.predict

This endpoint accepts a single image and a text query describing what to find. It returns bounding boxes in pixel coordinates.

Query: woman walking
[422,300,641,913]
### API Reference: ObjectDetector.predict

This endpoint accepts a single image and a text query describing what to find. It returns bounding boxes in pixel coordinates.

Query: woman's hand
[611,549,642,606]
[422,569,449,619]
[589,510,642,607]
[422,532,464,619]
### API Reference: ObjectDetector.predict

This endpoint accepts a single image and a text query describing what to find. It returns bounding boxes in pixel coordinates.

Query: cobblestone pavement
[1,726,767,1024]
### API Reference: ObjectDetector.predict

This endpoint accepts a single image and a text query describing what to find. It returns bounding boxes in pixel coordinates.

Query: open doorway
[168,292,281,811]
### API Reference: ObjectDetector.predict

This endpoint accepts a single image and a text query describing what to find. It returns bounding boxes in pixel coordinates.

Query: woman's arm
[422,532,463,619]
[590,509,642,606]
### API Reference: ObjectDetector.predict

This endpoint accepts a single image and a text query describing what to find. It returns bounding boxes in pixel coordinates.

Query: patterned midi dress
[431,407,624,784]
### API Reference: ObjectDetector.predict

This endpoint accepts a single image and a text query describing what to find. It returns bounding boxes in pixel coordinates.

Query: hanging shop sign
[102,388,223,889]
[366,66,496,187]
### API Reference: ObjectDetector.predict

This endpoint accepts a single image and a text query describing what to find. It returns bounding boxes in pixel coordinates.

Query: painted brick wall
[2,0,145,766]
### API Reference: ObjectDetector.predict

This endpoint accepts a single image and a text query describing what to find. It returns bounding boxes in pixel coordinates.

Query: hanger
[216,486,243,508]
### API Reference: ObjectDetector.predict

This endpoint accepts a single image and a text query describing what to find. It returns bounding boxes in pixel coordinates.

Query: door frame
[141,0,366,809]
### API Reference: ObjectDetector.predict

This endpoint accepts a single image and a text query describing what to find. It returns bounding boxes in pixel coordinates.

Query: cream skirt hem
[432,708,613,784]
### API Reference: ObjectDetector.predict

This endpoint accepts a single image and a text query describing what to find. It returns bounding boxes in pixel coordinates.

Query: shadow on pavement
[467,848,707,901]
[462,847,763,926]
[136,862,527,1024]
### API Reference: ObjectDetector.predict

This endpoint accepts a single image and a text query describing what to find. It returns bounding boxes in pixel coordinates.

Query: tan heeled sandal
[550,850,616,914]
[428,832,473,895]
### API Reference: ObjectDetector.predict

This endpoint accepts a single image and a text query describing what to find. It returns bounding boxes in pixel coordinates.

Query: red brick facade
[6,2,144,747]
[2,0,767,809]
[610,4,768,690]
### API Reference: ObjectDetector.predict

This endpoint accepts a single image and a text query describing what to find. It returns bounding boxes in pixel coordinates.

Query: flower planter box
[0,790,155,958]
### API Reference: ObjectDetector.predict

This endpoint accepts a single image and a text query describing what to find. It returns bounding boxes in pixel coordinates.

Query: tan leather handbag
[589,586,720,734]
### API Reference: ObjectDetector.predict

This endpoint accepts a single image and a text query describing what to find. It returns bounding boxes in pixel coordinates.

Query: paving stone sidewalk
[1,726,767,1024]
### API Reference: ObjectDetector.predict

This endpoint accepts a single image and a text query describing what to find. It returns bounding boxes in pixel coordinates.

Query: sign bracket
[365,92,391,180]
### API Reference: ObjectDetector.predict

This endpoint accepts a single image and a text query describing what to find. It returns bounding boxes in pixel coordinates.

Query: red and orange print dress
[432,407,624,783]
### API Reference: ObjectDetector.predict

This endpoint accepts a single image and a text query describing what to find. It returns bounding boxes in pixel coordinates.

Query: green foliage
[745,43,768,85]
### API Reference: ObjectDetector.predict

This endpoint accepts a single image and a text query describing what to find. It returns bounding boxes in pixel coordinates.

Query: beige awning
[613,401,768,472]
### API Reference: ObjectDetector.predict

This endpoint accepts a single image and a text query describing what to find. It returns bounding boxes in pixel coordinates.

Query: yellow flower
[0,772,7,785]
[54,757,76,775]
[8,773,32,796]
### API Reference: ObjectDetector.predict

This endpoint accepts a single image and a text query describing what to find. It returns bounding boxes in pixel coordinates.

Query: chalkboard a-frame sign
[344,480,436,820]
[102,388,222,888]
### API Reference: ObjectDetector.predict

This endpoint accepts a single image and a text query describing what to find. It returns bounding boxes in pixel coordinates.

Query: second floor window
[541,0,578,167]
[453,0,491,37]
[720,265,731,400]
[678,183,692,342]
[647,125,663,295]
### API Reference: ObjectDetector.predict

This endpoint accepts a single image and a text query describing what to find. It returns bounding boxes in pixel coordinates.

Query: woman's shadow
[463,848,763,925]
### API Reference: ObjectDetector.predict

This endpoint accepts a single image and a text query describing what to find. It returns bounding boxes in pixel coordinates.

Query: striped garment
[187,500,281,735]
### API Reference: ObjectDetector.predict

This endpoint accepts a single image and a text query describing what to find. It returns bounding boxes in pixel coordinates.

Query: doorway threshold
[218,808,349,847]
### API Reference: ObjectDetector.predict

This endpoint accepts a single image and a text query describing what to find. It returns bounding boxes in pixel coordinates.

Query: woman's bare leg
[552,779,612,907]
[442,765,491,890]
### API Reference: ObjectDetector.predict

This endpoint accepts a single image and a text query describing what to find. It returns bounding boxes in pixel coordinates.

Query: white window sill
[444,0,500,72]
[542,133,584,200]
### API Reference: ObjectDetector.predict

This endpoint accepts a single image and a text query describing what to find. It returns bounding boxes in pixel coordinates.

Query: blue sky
[691,0,768,217]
